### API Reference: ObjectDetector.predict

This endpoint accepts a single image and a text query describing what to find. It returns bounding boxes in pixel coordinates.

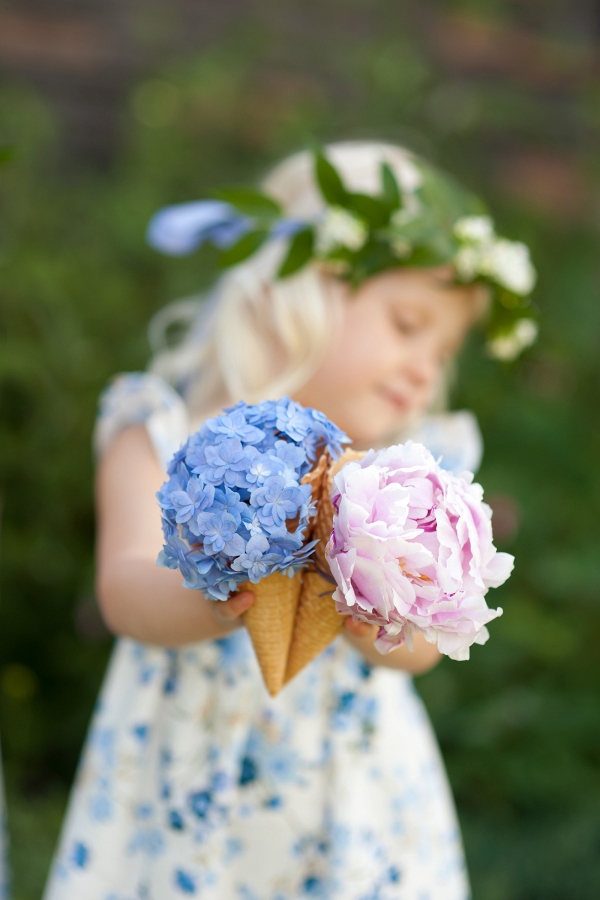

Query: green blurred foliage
[1,3,600,898]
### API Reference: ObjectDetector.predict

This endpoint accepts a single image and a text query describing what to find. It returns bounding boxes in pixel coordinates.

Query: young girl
[43,142,532,900]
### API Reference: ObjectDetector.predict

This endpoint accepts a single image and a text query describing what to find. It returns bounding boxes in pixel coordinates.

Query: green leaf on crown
[416,162,484,229]
[218,229,269,267]
[346,192,390,228]
[380,162,401,211]
[314,152,348,206]
[497,287,528,310]
[487,298,537,337]
[213,187,282,219]
[278,227,315,278]
[404,238,456,268]
[328,237,399,287]
[389,212,454,247]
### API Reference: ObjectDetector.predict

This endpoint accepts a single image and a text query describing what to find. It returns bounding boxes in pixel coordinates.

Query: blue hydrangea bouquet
[157,397,351,694]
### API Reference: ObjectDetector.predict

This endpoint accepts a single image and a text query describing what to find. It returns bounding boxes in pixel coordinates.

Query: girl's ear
[447,279,491,328]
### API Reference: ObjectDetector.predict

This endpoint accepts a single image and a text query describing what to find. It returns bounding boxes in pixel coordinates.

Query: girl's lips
[377,386,411,412]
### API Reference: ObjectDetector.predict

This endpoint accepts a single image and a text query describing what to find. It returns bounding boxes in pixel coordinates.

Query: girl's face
[294,267,479,448]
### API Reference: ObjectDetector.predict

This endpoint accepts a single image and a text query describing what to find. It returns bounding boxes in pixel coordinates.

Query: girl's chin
[318,394,417,448]
[344,410,412,449]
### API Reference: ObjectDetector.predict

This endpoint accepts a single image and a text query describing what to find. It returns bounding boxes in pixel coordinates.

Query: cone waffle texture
[285,448,366,684]
[243,570,302,697]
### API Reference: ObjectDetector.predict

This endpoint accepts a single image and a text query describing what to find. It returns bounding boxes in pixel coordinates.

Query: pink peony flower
[326,441,513,660]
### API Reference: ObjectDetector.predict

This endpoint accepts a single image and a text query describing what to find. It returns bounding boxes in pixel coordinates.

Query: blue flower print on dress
[89,792,113,822]
[71,841,90,868]
[157,397,349,601]
[169,810,185,831]
[163,649,179,694]
[238,755,258,787]
[174,868,197,893]
[302,874,327,897]
[188,790,213,820]
[213,630,252,672]
[129,826,165,858]
[240,725,301,788]
[330,689,379,750]
[132,723,151,743]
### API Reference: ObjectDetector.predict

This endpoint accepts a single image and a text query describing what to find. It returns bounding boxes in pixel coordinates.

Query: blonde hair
[149,141,480,420]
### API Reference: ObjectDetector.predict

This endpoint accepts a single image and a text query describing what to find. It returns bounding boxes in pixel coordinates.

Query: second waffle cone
[284,448,366,684]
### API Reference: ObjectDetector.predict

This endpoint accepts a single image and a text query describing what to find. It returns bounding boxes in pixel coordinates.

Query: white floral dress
[43,373,480,900]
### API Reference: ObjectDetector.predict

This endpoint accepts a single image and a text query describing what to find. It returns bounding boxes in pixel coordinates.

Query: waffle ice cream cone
[283,570,343,683]
[284,448,366,684]
[243,570,302,697]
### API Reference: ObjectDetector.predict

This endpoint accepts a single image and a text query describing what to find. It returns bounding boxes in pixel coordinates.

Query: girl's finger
[218,590,254,620]
[344,617,377,639]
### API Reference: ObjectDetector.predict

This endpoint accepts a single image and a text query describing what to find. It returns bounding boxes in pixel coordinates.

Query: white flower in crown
[388,201,421,259]
[478,239,537,296]
[454,215,495,244]
[394,156,423,194]
[454,245,482,281]
[454,214,536,297]
[316,207,368,254]
[487,318,539,361]
[390,205,420,230]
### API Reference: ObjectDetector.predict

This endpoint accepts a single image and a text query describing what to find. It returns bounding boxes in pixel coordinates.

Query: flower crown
[148,150,538,360]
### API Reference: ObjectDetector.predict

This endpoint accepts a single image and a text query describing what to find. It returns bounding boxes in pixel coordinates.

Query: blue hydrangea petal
[223,533,246,557]
[275,399,312,441]
[270,440,306,468]
[206,410,265,444]
[157,396,349,599]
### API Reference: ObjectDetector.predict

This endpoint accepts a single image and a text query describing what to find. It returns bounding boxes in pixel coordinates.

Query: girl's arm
[96,425,254,645]
[343,619,441,676]
[97,423,438,674]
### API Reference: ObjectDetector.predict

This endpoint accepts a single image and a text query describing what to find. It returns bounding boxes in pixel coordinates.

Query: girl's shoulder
[93,371,190,471]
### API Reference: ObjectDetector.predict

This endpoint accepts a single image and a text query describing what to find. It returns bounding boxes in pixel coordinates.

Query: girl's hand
[342,616,441,675]
[344,618,377,641]
[343,617,379,659]
[208,590,255,634]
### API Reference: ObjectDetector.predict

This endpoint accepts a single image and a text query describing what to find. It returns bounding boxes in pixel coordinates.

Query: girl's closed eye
[392,312,421,337]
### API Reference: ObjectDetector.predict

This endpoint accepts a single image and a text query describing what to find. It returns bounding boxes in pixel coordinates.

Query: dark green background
[1,2,599,897]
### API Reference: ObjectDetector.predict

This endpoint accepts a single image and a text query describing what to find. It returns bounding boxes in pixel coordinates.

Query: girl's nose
[403,346,440,388]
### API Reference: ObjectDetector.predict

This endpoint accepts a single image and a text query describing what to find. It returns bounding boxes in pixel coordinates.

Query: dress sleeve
[92,372,190,472]
[405,410,484,475]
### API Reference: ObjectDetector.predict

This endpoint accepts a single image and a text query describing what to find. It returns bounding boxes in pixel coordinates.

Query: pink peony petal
[326,440,512,661]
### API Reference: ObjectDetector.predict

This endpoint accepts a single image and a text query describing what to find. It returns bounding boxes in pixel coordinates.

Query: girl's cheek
[340,333,389,384]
